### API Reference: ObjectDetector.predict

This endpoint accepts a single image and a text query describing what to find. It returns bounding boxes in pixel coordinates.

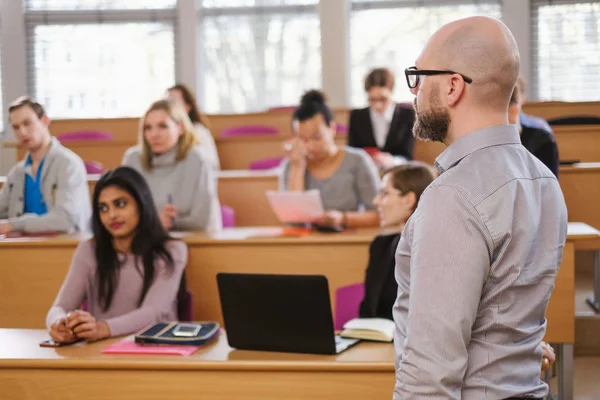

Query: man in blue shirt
[0,97,91,235]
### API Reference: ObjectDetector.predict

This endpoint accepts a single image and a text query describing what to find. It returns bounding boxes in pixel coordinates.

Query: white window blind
[532,0,600,101]
[350,0,502,107]
[25,3,176,119]
[198,0,321,113]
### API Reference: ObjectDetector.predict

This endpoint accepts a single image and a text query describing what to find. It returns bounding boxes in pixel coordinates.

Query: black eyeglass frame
[404,66,473,89]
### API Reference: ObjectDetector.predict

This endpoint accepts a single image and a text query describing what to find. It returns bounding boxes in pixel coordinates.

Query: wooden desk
[0,228,376,329]
[0,171,281,227]
[554,125,600,163]
[560,163,600,232]
[0,329,395,400]
[522,101,600,121]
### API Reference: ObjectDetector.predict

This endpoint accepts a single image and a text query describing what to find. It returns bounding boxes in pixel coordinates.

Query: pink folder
[101,338,199,356]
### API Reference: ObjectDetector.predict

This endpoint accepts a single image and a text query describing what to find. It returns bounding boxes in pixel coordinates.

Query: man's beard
[413,90,451,143]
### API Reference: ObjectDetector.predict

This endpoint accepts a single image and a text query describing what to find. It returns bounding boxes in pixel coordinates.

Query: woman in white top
[167,84,220,170]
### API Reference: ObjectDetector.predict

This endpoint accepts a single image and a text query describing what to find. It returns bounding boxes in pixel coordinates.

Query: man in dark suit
[348,68,415,169]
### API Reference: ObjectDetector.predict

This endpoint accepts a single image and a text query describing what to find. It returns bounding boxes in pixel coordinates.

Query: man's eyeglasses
[404,66,473,89]
[376,188,405,199]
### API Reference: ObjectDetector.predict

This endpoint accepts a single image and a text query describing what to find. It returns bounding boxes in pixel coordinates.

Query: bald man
[393,17,567,399]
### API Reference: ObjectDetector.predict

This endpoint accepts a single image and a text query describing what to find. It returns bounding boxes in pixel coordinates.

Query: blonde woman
[122,99,222,232]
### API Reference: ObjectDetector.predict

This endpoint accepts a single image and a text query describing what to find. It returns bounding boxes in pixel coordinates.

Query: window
[350,0,502,107]
[198,1,321,113]
[25,3,176,118]
[25,0,176,11]
[532,0,600,101]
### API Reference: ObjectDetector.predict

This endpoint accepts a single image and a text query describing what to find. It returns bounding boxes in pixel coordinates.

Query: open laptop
[216,273,359,355]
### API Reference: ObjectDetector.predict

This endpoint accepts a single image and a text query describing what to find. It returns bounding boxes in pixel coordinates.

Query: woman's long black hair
[92,166,177,312]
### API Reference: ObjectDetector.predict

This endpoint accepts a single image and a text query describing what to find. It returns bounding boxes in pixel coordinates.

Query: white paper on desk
[266,190,324,224]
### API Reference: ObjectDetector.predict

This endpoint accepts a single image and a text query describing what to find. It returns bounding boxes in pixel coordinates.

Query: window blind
[198,0,321,113]
[25,2,177,118]
[532,0,600,101]
[350,0,503,106]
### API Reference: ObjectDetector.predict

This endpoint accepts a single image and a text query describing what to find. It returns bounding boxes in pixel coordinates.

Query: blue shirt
[24,156,48,215]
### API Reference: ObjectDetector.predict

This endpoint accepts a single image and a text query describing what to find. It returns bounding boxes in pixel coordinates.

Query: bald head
[420,16,520,110]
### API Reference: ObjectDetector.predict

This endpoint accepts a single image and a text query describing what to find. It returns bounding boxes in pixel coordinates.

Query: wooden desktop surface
[0,329,396,400]
[0,224,597,346]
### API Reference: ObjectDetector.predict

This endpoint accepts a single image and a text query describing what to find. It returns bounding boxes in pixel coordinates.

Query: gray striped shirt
[393,125,568,399]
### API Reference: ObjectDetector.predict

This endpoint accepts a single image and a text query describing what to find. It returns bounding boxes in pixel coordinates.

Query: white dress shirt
[369,102,395,149]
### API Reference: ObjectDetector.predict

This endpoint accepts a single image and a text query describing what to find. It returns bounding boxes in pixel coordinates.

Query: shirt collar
[435,124,522,174]
[24,137,56,167]
[151,143,180,168]
[370,102,396,123]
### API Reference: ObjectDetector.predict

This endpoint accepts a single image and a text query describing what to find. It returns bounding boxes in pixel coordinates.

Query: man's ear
[446,75,466,107]
[41,114,52,128]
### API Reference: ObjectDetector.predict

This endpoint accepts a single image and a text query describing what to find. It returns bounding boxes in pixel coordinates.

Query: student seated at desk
[167,83,220,170]
[46,167,187,343]
[0,97,91,235]
[348,68,415,169]
[359,162,435,319]
[122,99,222,232]
[508,83,559,177]
[281,90,380,229]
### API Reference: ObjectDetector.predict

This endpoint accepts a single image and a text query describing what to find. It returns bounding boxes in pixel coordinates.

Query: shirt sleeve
[103,241,188,336]
[394,185,492,398]
[354,150,380,210]
[10,157,88,233]
[46,241,94,329]
[0,173,11,219]
[278,158,291,190]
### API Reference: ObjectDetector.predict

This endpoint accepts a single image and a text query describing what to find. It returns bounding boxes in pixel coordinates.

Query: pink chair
[84,161,103,174]
[220,125,279,137]
[56,130,113,142]
[249,157,284,170]
[336,124,348,135]
[221,204,235,228]
[334,282,365,330]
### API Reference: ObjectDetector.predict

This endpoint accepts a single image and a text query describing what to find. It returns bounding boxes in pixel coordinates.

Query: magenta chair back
[220,125,279,137]
[249,157,284,170]
[336,124,348,135]
[334,282,365,330]
[221,204,235,228]
[56,130,113,142]
[84,161,103,174]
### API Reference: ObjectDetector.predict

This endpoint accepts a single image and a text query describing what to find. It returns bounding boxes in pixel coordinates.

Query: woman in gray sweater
[122,99,222,232]
[46,167,187,343]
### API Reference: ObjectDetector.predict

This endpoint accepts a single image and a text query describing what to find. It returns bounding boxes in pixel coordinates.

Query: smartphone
[172,323,201,337]
[39,338,84,348]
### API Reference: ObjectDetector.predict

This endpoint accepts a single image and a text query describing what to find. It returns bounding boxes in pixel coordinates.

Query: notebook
[101,337,199,356]
[340,318,395,342]
[217,273,359,355]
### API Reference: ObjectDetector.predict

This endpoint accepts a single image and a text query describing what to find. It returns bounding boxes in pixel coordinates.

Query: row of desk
[0,223,598,400]
[3,123,599,170]
[2,162,599,229]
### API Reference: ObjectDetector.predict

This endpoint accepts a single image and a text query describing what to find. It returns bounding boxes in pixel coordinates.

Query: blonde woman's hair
[139,99,198,170]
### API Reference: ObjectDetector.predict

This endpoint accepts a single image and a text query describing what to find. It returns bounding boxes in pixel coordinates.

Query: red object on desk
[364,147,381,157]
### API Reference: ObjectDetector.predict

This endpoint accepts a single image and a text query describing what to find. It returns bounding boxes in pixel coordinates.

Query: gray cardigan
[0,137,91,233]
[122,144,222,232]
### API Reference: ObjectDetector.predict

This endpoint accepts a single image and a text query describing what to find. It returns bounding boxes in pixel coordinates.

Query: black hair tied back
[293,89,333,125]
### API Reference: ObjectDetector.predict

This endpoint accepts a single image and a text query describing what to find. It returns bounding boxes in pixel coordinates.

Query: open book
[339,318,395,342]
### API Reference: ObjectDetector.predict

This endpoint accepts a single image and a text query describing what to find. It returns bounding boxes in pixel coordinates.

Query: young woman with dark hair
[281,90,380,229]
[46,166,187,343]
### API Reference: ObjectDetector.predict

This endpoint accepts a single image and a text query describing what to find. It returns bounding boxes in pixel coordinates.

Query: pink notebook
[101,338,199,356]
